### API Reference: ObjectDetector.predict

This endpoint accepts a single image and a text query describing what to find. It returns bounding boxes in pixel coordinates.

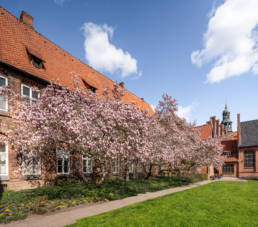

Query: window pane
[32,91,39,99]
[32,158,41,175]
[128,162,133,173]
[0,143,5,152]
[112,160,117,173]
[137,164,142,173]
[0,155,7,175]
[0,143,6,175]
[87,159,92,171]
[22,86,30,97]
[0,77,6,87]
[64,159,69,173]
[223,164,234,174]
[244,151,255,168]
[0,95,6,110]
[83,160,87,173]
[57,159,63,173]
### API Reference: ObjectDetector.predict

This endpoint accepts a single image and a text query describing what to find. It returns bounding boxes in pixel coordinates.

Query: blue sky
[1,0,258,130]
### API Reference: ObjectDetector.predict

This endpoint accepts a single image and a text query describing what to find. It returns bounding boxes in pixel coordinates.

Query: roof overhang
[0,60,50,84]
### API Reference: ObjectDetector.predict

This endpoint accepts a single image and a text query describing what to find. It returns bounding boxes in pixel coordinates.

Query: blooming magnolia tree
[0,80,223,183]
[153,94,224,176]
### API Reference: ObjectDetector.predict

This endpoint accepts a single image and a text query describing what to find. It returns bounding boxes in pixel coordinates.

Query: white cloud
[176,103,196,121]
[151,104,156,111]
[191,0,258,83]
[54,0,65,5]
[82,22,138,78]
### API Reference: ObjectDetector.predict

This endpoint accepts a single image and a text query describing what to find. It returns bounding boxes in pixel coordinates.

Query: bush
[1,176,203,205]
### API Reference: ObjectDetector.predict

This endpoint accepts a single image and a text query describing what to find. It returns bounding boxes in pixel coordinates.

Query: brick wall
[238,147,258,179]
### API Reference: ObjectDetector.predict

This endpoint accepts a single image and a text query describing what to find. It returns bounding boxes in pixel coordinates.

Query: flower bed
[0,196,109,223]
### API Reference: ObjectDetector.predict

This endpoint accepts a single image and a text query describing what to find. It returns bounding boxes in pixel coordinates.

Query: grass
[69,180,258,227]
[0,176,204,223]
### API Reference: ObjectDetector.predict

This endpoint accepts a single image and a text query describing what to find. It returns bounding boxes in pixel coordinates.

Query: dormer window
[82,79,97,93]
[26,48,44,69]
[28,53,44,69]
[31,55,43,69]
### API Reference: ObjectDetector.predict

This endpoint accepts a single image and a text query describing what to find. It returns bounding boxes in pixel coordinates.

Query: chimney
[20,11,34,28]
[210,116,216,138]
[216,120,219,137]
[119,82,124,88]
[237,113,241,144]
[219,124,223,136]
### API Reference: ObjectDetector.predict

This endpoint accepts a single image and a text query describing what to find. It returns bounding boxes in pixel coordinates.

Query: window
[224,152,232,157]
[82,79,97,93]
[128,161,133,174]
[22,156,41,177]
[0,76,8,111]
[145,164,151,173]
[112,159,120,175]
[0,142,8,177]
[82,156,92,174]
[155,166,160,175]
[136,163,142,173]
[56,149,69,175]
[28,53,44,69]
[244,150,255,168]
[21,84,39,104]
[223,164,234,174]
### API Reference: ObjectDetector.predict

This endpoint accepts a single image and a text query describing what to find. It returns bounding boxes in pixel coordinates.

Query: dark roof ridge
[241,119,258,123]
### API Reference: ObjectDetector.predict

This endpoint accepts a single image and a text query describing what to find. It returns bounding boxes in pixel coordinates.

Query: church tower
[221,104,232,134]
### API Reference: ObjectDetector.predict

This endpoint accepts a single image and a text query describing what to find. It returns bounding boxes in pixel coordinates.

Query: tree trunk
[145,164,153,179]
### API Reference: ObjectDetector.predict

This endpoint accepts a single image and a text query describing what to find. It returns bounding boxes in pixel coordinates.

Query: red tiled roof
[0,7,153,114]
[194,124,212,139]
[230,131,238,139]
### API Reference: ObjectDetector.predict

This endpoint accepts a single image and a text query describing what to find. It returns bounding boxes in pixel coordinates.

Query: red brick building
[0,7,153,190]
[197,106,258,179]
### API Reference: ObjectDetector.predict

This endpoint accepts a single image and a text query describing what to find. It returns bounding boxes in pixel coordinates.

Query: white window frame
[145,164,151,173]
[82,156,93,174]
[128,161,133,174]
[137,163,142,173]
[56,149,70,175]
[0,75,8,111]
[0,142,8,179]
[22,155,41,177]
[224,152,232,157]
[21,84,39,104]
[112,159,120,175]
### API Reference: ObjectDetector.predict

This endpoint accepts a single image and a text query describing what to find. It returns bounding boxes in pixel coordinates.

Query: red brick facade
[197,114,258,179]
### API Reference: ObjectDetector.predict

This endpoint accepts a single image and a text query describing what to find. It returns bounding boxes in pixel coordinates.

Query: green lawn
[69,181,258,227]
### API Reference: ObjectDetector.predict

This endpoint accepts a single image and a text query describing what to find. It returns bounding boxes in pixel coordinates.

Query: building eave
[0,60,50,85]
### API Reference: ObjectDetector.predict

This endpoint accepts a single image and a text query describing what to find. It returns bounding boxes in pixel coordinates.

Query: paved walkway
[3,180,213,227]
[219,177,248,182]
